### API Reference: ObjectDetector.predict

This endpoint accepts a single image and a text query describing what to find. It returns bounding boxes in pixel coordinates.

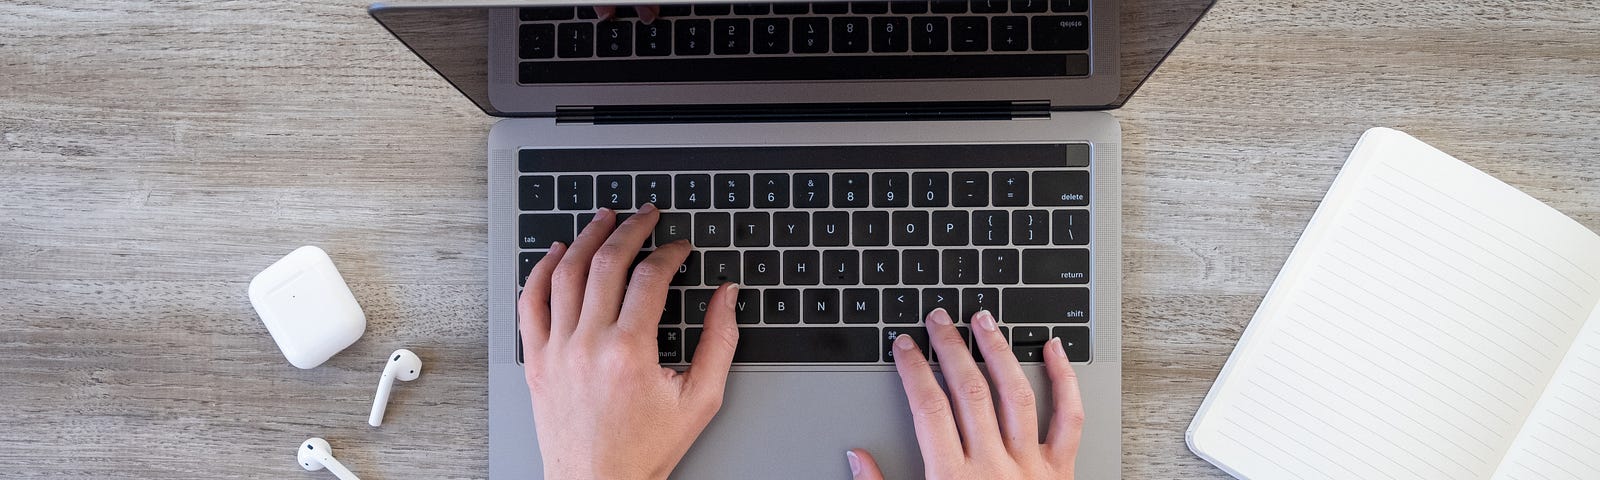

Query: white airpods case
[248,246,366,369]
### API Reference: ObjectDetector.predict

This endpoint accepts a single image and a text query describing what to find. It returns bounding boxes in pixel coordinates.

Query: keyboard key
[931,0,967,13]
[862,250,899,285]
[675,19,712,55]
[637,20,673,56]
[883,288,920,323]
[519,54,1089,83]
[764,289,801,323]
[794,173,829,208]
[1012,210,1049,245]
[892,210,930,246]
[891,1,928,13]
[871,16,909,53]
[695,3,732,15]
[774,2,811,14]
[521,7,576,21]
[676,174,712,209]
[754,18,790,54]
[577,7,598,19]
[803,289,841,324]
[744,250,782,285]
[882,327,930,362]
[901,249,939,285]
[952,172,987,207]
[912,172,949,207]
[910,17,949,52]
[656,212,693,245]
[971,0,1007,13]
[557,175,593,210]
[991,16,1027,51]
[520,175,555,211]
[823,250,860,285]
[812,2,850,14]
[612,6,640,18]
[519,251,545,287]
[636,174,672,208]
[972,210,1009,245]
[951,17,987,52]
[1003,287,1088,323]
[832,17,870,53]
[941,249,980,285]
[704,250,741,285]
[852,1,889,13]
[982,248,1019,284]
[684,326,879,363]
[813,211,850,246]
[734,212,771,247]
[659,4,693,16]
[1032,170,1089,206]
[784,250,821,285]
[1052,326,1090,361]
[931,210,969,246]
[793,17,830,53]
[672,251,702,286]
[520,214,575,249]
[1013,326,1049,362]
[520,24,556,59]
[662,290,682,324]
[1021,249,1088,284]
[961,287,1000,320]
[922,288,958,317]
[715,18,751,54]
[736,288,761,324]
[843,288,879,324]
[715,173,750,209]
[596,175,632,209]
[852,211,891,246]
[1011,0,1046,12]
[658,328,683,363]
[597,21,633,57]
[1053,209,1089,245]
[734,3,771,14]
[694,212,732,247]
[753,173,790,208]
[685,288,715,323]
[557,23,595,58]
[833,173,870,208]
[992,171,1028,206]
[1031,15,1088,51]
[1049,0,1087,12]
[773,211,810,247]
[872,172,909,207]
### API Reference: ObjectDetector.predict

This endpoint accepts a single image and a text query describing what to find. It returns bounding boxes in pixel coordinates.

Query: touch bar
[519,54,1088,84]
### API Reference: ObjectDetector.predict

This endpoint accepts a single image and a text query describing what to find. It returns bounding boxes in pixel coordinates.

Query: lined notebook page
[1189,129,1600,479]
[1493,308,1600,479]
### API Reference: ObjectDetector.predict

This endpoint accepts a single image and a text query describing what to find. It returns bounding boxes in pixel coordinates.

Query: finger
[577,204,661,333]
[847,449,885,480]
[592,6,615,20]
[517,241,567,361]
[616,238,691,336]
[891,333,965,463]
[923,308,1002,453]
[1043,337,1086,463]
[972,310,1040,453]
[550,208,618,338]
[638,5,659,23]
[683,283,740,402]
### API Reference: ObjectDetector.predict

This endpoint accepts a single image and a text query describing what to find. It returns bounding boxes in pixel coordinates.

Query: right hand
[848,308,1085,480]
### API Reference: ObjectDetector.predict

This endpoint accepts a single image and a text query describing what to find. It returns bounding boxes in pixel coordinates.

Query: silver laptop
[369,1,1211,477]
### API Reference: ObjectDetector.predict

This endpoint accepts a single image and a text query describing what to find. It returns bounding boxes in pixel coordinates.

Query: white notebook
[1187,128,1600,479]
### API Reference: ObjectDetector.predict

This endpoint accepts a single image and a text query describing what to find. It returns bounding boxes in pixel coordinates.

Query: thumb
[847,449,885,480]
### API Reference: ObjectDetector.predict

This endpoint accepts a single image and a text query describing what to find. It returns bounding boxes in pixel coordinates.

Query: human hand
[518,204,740,480]
[849,309,1084,480]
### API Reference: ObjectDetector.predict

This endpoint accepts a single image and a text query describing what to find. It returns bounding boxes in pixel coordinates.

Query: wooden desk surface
[3,1,1597,478]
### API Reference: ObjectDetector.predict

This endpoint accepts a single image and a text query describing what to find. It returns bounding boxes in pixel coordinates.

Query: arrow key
[1051,326,1091,362]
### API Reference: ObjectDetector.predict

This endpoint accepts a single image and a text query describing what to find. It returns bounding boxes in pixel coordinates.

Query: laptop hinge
[555,101,1051,125]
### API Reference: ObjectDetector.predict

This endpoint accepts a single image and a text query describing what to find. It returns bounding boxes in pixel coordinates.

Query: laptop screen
[370,0,1214,115]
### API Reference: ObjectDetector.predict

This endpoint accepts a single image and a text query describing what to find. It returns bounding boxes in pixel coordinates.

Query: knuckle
[590,245,633,271]
[1059,408,1086,429]
[911,395,953,419]
[938,334,969,350]
[711,325,740,351]
[550,264,586,285]
[1004,383,1037,409]
[629,261,671,283]
[955,376,992,401]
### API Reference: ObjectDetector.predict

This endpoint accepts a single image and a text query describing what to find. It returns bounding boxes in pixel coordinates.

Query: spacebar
[519,54,1088,83]
[686,327,880,363]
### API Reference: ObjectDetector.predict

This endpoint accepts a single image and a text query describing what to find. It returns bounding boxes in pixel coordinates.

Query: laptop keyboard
[516,144,1093,365]
[515,1,1091,83]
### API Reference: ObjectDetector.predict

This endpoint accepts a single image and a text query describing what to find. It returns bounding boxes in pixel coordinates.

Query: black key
[597,21,633,57]
[694,212,732,247]
[704,250,741,285]
[812,2,850,14]
[613,6,640,18]
[695,3,732,15]
[577,7,598,19]
[1012,210,1049,245]
[1031,15,1088,51]
[656,212,693,245]
[1013,326,1049,362]
[662,290,683,324]
[931,210,969,246]
[931,0,967,13]
[658,328,684,363]
[596,175,632,210]
[736,288,761,324]
[520,175,556,211]
[990,16,1027,51]
[794,173,829,208]
[992,171,1028,206]
[951,17,987,52]
[1033,170,1089,206]
[558,23,595,58]
[715,173,750,209]
[883,288,920,323]
[685,288,715,324]
[892,210,929,246]
[672,251,702,286]
[1052,326,1091,361]
[982,248,1020,284]
[676,174,712,209]
[832,173,869,208]
[871,16,909,52]
[971,0,1007,12]
[765,289,801,324]
[910,17,948,52]
[861,250,899,285]
[754,18,790,54]
[1050,0,1087,12]
[882,326,930,362]
[637,20,673,56]
[832,17,870,53]
[773,211,810,247]
[901,249,939,285]
[522,7,576,21]
[1022,249,1088,284]
[734,3,771,14]
[891,1,928,13]
[557,175,593,210]
[962,287,1000,320]
[972,210,1009,245]
[675,19,712,55]
[793,17,830,53]
[941,249,980,285]
[684,326,879,363]
[659,5,693,16]
[784,250,821,285]
[843,288,879,324]
[520,24,557,59]
[1011,0,1046,12]
[912,172,948,207]
[952,172,987,207]
[922,288,958,318]
[803,289,841,324]
[1004,287,1089,322]
[753,173,790,208]
[715,18,751,54]
[520,214,574,248]
[636,174,672,208]
[1052,209,1089,245]
[518,251,545,287]
[823,250,860,285]
[734,212,771,247]
[744,250,782,285]
[520,53,1090,83]
[871,172,909,208]
[852,1,889,13]
[852,211,891,247]
[813,211,850,247]
[774,2,811,14]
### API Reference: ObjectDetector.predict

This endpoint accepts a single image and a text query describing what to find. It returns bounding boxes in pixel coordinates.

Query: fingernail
[928,308,951,325]
[894,334,915,351]
[592,208,612,223]
[977,310,998,331]
[639,203,657,214]
[846,450,861,475]
[1050,337,1066,357]
[550,241,565,251]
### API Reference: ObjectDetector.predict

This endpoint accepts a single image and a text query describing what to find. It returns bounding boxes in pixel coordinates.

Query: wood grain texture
[2,0,1597,478]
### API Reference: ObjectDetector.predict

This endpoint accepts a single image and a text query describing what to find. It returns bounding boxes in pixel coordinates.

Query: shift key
[1003,288,1090,323]
[1021,249,1089,284]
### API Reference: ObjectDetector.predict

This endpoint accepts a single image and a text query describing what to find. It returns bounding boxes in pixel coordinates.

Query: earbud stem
[369,369,395,427]
[321,456,362,480]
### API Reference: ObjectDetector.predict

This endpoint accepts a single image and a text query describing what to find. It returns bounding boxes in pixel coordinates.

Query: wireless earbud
[368,348,422,427]
[298,438,361,480]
